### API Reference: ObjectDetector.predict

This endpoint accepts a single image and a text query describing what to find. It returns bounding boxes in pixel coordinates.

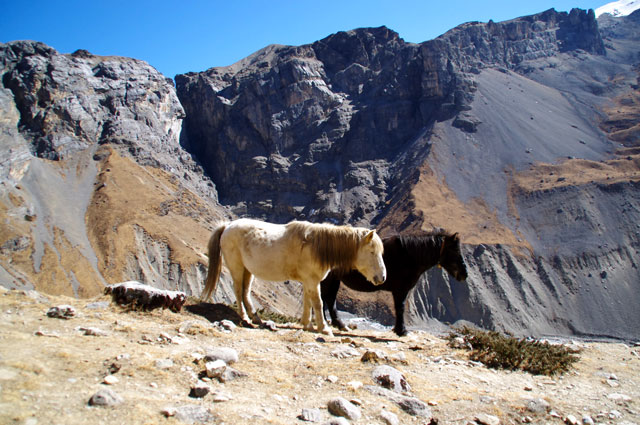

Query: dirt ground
[0,287,638,425]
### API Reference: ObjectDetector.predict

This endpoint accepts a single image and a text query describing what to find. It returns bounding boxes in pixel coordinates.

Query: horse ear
[363,230,375,244]
[453,232,460,241]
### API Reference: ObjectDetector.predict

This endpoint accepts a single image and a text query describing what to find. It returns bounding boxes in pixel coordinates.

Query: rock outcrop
[175,8,606,225]
[0,41,234,302]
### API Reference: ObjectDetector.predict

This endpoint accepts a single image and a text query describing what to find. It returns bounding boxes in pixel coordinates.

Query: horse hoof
[241,320,256,328]
[320,328,334,337]
[394,329,408,337]
[336,322,351,332]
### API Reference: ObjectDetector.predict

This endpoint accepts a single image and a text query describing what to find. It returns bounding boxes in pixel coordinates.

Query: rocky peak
[1,40,214,199]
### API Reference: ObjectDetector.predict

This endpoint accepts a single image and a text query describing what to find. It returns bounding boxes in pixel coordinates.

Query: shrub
[447,326,580,376]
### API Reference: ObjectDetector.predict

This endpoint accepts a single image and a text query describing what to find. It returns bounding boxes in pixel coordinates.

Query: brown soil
[86,146,226,286]
[379,164,528,250]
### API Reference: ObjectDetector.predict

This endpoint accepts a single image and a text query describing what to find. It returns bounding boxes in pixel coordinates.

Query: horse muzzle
[373,273,386,286]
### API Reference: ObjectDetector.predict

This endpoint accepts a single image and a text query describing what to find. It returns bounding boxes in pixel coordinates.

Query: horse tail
[201,223,227,301]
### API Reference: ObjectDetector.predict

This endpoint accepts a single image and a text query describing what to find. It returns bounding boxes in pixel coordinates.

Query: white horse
[202,218,386,335]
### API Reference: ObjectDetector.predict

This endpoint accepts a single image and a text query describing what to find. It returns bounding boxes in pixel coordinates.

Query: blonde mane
[287,221,382,271]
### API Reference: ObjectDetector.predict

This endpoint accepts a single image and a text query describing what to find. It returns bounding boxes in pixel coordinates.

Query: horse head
[354,230,386,285]
[439,233,468,281]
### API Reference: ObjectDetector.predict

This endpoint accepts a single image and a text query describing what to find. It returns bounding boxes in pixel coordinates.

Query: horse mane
[287,221,379,271]
[395,230,453,262]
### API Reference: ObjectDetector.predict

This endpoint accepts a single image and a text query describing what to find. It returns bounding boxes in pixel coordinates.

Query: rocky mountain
[1,8,639,340]
[175,9,640,340]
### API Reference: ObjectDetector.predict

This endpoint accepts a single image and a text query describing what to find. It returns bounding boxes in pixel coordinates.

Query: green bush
[448,326,580,376]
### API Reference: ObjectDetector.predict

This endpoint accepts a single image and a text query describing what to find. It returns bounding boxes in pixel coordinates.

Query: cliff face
[175,8,639,340]
[174,8,607,225]
[1,8,639,340]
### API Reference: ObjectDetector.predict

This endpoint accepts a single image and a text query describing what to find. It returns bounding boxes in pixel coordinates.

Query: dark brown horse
[321,231,468,336]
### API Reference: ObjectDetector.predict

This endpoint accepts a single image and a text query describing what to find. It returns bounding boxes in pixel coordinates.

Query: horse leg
[392,289,410,336]
[321,276,349,331]
[228,263,253,327]
[307,281,333,336]
[301,285,314,331]
[242,269,263,326]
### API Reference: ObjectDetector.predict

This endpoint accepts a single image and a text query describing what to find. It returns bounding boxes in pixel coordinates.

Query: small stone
[219,366,247,382]
[34,330,60,338]
[524,398,550,414]
[205,360,227,379]
[103,375,119,385]
[328,397,362,420]
[46,305,76,319]
[219,320,236,331]
[347,380,363,390]
[189,382,210,398]
[390,352,407,364]
[380,409,399,425]
[608,409,622,419]
[88,388,123,406]
[372,365,411,392]
[78,327,108,336]
[607,393,631,401]
[349,398,363,406]
[582,415,594,425]
[262,320,278,331]
[166,405,215,423]
[299,407,323,422]
[204,347,239,365]
[365,385,431,418]
[475,413,500,425]
[564,415,579,425]
[326,375,338,383]
[155,359,174,369]
[211,390,232,402]
[331,345,360,359]
[361,349,386,363]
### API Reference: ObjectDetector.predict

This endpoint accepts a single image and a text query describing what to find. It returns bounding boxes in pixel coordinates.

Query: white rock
[327,397,362,420]
[103,375,119,385]
[205,360,227,378]
[347,380,363,390]
[326,375,338,383]
[380,409,399,425]
[475,413,500,425]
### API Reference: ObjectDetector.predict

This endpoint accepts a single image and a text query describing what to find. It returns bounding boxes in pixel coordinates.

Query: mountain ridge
[1,7,639,340]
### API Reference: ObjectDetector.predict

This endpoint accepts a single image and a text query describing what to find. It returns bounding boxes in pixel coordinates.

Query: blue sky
[1,1,607,79]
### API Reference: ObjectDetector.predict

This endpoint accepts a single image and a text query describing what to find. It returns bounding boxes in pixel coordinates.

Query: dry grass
[448,326,581,376]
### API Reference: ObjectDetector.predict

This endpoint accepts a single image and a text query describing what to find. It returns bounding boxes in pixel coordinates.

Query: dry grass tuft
[448,326,580,376]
